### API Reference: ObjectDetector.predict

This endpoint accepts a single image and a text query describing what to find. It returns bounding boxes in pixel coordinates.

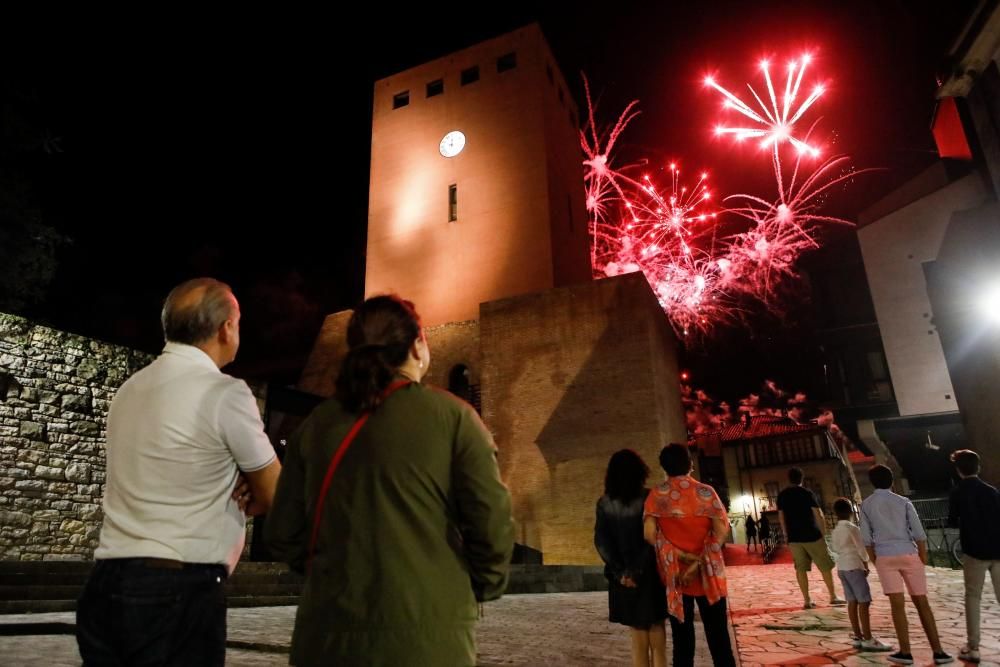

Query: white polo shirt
[95,342,276,573]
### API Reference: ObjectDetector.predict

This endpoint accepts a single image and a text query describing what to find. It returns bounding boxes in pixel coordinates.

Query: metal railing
[911,497,950,523]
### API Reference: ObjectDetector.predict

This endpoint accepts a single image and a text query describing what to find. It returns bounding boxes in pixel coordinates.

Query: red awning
[932,97,973,160]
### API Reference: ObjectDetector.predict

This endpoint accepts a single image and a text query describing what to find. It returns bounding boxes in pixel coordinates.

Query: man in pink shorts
[860,464,952,665]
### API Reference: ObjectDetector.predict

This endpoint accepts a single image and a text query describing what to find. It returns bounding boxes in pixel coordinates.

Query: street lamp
[976,282,1000,324]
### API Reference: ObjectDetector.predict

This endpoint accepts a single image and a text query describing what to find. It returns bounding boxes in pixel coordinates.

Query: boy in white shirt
[832,498,892,652]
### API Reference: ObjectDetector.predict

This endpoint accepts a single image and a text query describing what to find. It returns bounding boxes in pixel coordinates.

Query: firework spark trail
[583,52,869,338]
[580,75,643,269]
[704,54,825,157]
[594,162,735,335]
[724,134,877,302]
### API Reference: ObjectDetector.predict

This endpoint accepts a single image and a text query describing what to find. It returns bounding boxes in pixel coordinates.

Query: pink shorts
[874,553,927,596]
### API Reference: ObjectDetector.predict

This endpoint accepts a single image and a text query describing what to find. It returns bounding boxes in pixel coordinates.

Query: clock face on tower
[439,130,466,158]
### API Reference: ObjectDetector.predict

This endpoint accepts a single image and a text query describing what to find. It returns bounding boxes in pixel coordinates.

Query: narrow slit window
[426,79,444,98]
[461,66,480,86]
[448,184,458,222]
[392,91,410,109]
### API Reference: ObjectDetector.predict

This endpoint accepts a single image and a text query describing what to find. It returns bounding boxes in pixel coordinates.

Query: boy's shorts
[837,569,872,603]
[874,553,927,596]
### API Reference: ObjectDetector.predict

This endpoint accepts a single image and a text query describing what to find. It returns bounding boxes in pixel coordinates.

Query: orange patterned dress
[643,475,728,622]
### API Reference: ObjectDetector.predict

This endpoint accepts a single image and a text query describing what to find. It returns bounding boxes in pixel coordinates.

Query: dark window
[426,79,444,98]
[392,91,409,109]
[448,364,482,413]
[461,66,480,85]
[448,364,471,401]
[448,184,458,222]
[497,52,517,73]
[764,482,780,511]
[546,63,554,84]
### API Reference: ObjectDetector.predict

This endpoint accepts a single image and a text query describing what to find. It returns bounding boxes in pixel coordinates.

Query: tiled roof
[692,415,820,444]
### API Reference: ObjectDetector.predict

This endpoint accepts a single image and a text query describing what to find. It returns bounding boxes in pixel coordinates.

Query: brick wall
[297,274,687,565]
[480,273,686,564]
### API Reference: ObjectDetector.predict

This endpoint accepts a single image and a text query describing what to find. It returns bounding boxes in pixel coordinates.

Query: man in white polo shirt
[76,278,281,666]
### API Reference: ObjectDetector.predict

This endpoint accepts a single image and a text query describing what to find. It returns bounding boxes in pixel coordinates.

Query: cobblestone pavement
[727,564,1000,666]
[0,593,715,666]
[0,565,994,666]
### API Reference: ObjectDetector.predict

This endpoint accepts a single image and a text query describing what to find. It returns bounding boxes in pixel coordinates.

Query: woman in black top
[595,450,668,667]
[745,516,759,552]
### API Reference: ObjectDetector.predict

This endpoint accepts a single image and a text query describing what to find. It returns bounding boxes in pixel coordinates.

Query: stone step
[0,599,77,614]
[0,562,608,613]
[0,585,83,600]
[227,595,302,608]
[0,562,92,575]
[0,573,90,586]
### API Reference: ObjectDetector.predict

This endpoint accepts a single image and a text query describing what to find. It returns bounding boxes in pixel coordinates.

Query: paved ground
[728,563,1000,666]
[0,564,995,666]
[0,594,716,666]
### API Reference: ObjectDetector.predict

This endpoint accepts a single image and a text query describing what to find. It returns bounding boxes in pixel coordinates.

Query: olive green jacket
[264,381,514,666]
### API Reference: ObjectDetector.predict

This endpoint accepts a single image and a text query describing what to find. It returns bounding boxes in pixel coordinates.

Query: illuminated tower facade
[364,24,591,326]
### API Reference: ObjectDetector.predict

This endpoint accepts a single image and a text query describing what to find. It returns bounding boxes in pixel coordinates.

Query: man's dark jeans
[668,594,736,667]
[76,559,228,666]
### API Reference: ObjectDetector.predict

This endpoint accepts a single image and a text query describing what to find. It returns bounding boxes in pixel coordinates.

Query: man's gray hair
[161,278,236,345]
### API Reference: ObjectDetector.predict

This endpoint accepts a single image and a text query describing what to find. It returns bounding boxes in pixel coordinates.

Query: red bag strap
[306,379,410,571]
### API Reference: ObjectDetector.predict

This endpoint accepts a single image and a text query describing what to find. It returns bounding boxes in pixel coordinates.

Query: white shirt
[95,342,276,573]
[831,519,869,571]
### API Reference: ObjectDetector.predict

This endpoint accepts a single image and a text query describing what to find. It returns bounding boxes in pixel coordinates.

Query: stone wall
[0,314,153,561]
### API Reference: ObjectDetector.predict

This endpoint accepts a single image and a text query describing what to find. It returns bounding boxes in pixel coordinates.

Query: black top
[948,476,1000,561]
[759,516,771,537]
[594,491,656,580]
[745,516,757,535]
[777,485,822,543]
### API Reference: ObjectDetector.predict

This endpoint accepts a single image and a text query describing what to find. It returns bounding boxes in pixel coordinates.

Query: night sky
[2,1,976,396]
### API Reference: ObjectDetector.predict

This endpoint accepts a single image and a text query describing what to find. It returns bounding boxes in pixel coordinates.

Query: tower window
[392,91,410,109]
[448,184,458,222]
[497,52,517,73]
[426,79,444,98]
[461,66,479,86]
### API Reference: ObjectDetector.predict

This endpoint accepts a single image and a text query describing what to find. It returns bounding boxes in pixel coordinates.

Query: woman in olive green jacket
[265,295,514,667]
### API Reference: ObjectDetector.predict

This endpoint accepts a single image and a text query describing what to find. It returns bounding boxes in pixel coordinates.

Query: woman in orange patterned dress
[643,443,735,667]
